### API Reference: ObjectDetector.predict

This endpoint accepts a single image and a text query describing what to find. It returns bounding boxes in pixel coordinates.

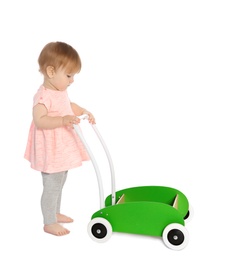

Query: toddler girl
[24,41,95,236]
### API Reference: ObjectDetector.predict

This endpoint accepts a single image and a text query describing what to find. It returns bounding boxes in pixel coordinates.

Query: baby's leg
[41,172,70,236]
[55,171,74,223]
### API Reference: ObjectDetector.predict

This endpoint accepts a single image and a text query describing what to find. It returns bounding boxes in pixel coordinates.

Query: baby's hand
[83,111,96,124]
[62,115,80,128]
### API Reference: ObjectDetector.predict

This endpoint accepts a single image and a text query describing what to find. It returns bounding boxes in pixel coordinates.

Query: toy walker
[74,117,193,250]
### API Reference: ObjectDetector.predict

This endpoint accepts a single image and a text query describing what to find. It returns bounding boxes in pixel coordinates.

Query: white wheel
[87,217,112,243]
[184,204,194,224]
[162,223,189,250]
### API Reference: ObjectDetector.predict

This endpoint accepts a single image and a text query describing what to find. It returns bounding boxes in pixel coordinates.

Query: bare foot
[57,213,74,223]
[44,223,70,236]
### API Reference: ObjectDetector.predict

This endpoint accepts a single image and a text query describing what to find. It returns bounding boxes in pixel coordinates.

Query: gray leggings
[41,171,68,225]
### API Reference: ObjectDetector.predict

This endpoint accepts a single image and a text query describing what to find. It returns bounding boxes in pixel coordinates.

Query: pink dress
[24,86,89,173]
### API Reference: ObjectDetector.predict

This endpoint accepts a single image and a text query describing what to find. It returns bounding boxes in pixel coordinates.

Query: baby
[24,41,95,236]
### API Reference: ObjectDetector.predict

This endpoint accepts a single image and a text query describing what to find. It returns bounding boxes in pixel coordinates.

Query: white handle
[74,116,116,207]
[91,124,116,206]
[73,124,105,209]
[78,114,89,120]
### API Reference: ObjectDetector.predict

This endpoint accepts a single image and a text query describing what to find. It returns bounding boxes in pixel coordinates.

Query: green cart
[74,119,193,250]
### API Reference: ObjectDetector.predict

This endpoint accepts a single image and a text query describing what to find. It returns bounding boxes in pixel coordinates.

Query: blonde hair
[38,41,81,75]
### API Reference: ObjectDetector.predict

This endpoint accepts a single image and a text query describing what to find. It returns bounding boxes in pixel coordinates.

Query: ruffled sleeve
[33,86,51,111]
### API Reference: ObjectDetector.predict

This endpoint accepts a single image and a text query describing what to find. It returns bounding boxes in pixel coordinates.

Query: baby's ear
[46,66,55,78]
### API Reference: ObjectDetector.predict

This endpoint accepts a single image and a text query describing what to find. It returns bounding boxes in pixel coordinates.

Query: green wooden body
[91,186,189,237]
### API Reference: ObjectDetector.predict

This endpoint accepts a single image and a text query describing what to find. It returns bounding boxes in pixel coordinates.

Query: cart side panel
[91,202,184,237]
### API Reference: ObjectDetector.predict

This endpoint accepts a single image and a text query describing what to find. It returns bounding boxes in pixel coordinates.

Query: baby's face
[49,67,77,91]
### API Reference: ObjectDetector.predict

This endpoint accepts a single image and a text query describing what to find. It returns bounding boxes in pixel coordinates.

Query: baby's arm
[33,104,79,129]
[70,102,96,124]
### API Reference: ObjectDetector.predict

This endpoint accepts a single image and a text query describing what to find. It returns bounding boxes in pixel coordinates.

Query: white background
[1,0,233,259]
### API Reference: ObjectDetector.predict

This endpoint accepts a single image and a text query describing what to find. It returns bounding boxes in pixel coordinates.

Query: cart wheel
[162,223,189,250]
[184,204,194,224]
[87,217,112,243]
